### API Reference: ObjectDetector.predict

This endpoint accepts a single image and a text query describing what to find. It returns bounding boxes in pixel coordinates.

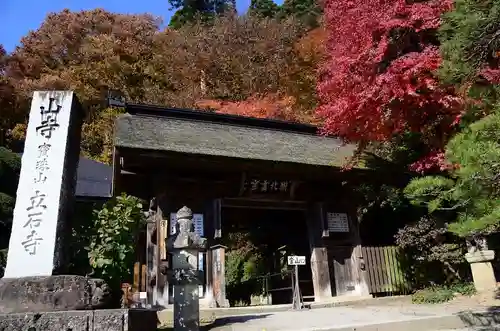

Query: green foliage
[0,147,20,273]
[450,282,477,297]
[0,147,21,197]
[395,217,468,287]
[249,0,280,18]
[86,193,146,289]
[67,200,105,275]
[404,176,455,213]
[404,108,500,237]
[279,0,321,28]
[439,0,500,124]
[439,0,500,85]
[0,248,7,277]
[412,286,455,304]
[225,249,265,287]
[412,282,476,304]
[168,0,234,28]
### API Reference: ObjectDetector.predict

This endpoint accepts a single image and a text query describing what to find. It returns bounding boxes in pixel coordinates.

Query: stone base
[465,250,497,293]
[0,275,111,313]
[0,309,158,331]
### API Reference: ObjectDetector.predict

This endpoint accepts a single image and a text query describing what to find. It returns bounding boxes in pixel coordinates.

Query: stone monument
[166,206,207,331]
[0,91,156,331]
[4,91,82,277]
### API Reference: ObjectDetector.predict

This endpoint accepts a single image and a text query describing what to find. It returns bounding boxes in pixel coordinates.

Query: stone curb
[289,309,500,331]
[200,295,405,317]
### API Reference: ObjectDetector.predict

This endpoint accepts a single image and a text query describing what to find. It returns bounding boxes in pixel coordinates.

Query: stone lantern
[166,206,207,331]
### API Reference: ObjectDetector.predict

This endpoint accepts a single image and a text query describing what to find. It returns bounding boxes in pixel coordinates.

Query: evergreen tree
[248,0,280,18]
[404,0,500,238]
[405,108,500,237]
[0,147,20,276]
[438,0,500,122]
[279,0,322,27]
[168,0,236,28]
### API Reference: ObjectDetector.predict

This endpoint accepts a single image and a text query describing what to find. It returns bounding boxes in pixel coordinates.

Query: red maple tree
[317,0,462,169]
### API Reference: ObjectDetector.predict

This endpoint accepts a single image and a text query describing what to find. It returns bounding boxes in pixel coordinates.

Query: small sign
[139,292,147,299]
[287,255,306,266]
[327,212,349,233]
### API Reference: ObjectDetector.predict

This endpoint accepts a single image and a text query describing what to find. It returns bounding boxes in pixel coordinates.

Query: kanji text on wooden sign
[243,179,291,193]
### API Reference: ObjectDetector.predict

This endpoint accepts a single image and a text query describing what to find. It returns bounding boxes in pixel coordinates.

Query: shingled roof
[114,104,357,168]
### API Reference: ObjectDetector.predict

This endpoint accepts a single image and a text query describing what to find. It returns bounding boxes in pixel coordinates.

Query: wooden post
[307,202,333,302]
[211,244,229,308]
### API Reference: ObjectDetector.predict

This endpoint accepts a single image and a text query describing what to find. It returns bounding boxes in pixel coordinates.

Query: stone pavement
[205,295,500,331]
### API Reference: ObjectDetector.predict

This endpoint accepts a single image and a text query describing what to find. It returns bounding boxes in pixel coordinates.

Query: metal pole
[292,264,303,310]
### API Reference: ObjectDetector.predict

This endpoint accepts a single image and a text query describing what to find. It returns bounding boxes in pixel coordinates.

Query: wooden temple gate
[112,103,374,307]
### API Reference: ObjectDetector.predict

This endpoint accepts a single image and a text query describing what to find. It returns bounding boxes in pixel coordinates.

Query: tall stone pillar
[5,91,84,277]
[167,206,207,331]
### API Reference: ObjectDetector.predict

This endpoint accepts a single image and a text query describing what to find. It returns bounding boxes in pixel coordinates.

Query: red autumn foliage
[196,94,314,123]
[317,0,462,147]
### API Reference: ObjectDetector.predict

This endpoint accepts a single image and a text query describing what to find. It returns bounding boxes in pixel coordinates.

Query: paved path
[208,304,484,331]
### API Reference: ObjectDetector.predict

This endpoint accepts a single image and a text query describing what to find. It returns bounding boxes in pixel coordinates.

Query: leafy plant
[412,285,455,304]
[405,109,500,237]
[412,282,476,304]
[86,193,146,290]
[450,282,476,297]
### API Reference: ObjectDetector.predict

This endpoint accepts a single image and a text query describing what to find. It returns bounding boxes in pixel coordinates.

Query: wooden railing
[361,246,411,294]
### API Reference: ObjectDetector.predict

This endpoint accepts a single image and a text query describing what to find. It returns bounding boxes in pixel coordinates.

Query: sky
[0,0,273,52]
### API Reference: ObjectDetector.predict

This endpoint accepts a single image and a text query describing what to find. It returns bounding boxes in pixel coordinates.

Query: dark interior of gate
[221,205,313,305]
[113,103,377,307]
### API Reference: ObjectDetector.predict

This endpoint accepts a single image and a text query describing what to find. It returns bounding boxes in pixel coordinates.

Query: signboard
[170,213,204,237]
[4,91,80,278]
[327,212,349,233]
[287,255,306,266]
[243,179,291,194]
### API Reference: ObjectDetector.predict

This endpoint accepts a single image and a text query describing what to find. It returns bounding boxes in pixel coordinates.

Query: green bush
[412,282,476,304]
[86,193,146,291]
[412,286,455,304]
[449,282,477,296]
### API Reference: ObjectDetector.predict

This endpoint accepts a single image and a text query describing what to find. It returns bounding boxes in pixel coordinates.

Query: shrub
[412,286,455,304]
[86,193,146,291]
[412,282,476,304]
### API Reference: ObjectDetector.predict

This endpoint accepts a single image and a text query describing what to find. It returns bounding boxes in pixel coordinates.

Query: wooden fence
[361,246,412,294]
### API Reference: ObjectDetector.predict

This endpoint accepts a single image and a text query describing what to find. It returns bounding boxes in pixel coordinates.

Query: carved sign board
[327,212,349,233]
[169,213,204,237]
[4,91,80,278]
[242,179,291,194]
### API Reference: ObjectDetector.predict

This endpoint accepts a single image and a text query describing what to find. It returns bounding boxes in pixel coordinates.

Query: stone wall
[0,309,158,331]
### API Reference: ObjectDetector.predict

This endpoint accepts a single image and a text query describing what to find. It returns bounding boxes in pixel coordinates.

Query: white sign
[287,255,306,266]
[193,214,204,237]
[327,212,349,233]
[4,91,79,278]
[170,212,204,237]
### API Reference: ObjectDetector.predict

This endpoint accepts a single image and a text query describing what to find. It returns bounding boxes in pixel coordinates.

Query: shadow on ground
[206,313,272,330]
[457,289,500,329]
[158,314,272,331]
